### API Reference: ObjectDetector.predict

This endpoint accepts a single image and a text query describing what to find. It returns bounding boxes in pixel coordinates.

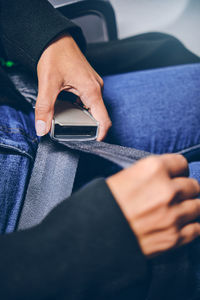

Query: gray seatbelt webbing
[9,70,151,230]
[18,137,80,230]
[12,70,196,231]
[10,69,192,231]
[18,136,150,230]
[60,139,150,168]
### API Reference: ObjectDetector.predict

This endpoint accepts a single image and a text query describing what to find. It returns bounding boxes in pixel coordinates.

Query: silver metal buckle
[50,100,99,142]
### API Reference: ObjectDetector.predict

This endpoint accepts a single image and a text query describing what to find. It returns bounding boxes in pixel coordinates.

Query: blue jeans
[75,63,200,188]
[0,104,38,233]
[1,63,200,232]
[1,63,200,298]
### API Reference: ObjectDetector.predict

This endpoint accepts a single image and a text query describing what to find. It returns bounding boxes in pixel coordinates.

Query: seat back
[49,0,118,43]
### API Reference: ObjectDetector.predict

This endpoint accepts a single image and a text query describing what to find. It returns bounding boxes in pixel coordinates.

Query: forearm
[0,179,148,299]
[0,0,86,71]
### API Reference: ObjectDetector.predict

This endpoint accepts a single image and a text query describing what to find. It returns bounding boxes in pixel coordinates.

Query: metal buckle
[50,100,99,142]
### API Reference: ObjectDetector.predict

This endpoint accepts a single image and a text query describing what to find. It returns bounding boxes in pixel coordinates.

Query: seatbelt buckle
[50,100,99,141]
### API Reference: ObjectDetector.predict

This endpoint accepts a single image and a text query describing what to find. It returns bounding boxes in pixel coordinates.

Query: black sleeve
[0,179,149,300]
[0,0,86,72]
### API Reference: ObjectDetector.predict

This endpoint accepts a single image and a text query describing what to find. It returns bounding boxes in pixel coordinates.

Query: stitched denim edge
[0,142,34,161]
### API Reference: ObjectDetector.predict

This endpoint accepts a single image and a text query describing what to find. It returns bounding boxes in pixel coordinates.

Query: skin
[36,35,200,258]
[36,34,111,141]
[107,154,200,258]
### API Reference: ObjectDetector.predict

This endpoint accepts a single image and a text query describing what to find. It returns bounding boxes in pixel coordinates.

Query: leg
[74,63,200,190]
[74,64,200,299]
[0,103,38,233]
[103,63,200,300]
[103,63,200,155]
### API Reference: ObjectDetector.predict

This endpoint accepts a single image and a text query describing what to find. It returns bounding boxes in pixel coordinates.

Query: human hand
[107,154,200,258]
[35,34,111,141]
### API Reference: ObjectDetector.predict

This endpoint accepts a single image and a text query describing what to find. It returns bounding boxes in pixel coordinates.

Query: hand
[107,154,200,258]
[35,34,111,141]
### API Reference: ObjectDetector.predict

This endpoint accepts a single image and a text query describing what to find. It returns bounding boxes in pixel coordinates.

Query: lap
[103,63,200,154]
[3,64,200,190]
[2,64,200,297]
[75,63,200,189]
[0,103,37,233]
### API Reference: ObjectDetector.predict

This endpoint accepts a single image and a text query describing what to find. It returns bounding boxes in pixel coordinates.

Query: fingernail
[36,120,46,136]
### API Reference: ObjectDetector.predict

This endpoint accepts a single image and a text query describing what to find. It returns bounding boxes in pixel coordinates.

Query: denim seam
[179,143,200,154]
[0,142,34,161]
[0,125,38,143]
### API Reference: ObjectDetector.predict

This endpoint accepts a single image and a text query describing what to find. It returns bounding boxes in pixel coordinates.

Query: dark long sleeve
[0,2,149,298]
[0,0,86,72]
[0,179,149,300]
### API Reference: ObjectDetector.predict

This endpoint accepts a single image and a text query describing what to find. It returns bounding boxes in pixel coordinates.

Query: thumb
[35,81,59,136]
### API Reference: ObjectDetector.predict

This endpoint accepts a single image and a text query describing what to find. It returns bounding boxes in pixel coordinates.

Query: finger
[35,80,59,136]
[178,222,200,247]
[160,154,189,178]
[176,199,200,226]
[80,84,112,141]
[90,98,112,141]
[96,75,104,90]
[172,177,200,202]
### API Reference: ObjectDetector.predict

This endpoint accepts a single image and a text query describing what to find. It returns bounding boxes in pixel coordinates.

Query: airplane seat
[49,0,118,43]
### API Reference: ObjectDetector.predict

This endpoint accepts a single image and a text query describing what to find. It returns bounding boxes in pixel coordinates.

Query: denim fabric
[1,63,200,299]
[18,136,151,230]
[0,104,38,233]
[75,63,200,189]
[103,63,200,154]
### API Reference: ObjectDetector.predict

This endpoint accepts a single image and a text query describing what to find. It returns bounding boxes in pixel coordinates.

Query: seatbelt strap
[18,137,80,230]
[8,69,151,230]
[10,69,193,231]
[18,135,150,230]
[60,139,150,168]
